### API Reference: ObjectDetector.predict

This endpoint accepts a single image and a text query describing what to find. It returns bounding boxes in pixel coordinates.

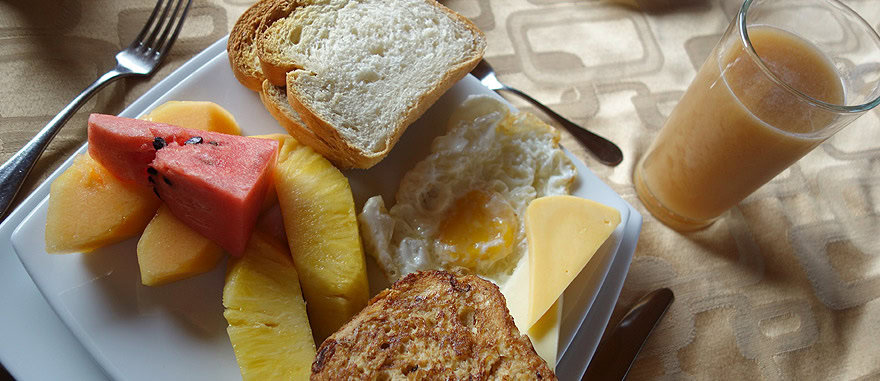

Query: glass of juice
[634,0,880,231]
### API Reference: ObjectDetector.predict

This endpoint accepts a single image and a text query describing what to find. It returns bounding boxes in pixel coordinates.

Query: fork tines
[131,0,193,55]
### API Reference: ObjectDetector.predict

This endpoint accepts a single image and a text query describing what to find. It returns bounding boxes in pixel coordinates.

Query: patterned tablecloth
[2,0,878,379]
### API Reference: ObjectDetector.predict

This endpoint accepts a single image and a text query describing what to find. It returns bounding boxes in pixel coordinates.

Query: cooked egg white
[358,96,577,284]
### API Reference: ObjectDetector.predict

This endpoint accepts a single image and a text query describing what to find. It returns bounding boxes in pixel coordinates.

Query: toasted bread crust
[254,0,306,86]
[228,0,300,91]
[259,80,357,168]
[228,0,275,91]
[310,270,557,380]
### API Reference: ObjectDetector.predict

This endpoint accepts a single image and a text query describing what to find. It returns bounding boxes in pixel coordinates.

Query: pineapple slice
[273,137,369,342]
[45,154,160,253]
[136,205,224,286]
[223,232,316,380]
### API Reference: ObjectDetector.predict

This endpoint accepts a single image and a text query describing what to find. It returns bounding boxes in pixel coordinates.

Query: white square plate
[5,37,641,380]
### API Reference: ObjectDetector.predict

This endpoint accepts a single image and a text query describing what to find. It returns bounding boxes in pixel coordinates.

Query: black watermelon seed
[208,141,219,146]
[163,176,172,186]
[153,137,166,150]
[147,166,158,175]
[148,176,155,184]
[185,136,203,145]
[152,187,161,200]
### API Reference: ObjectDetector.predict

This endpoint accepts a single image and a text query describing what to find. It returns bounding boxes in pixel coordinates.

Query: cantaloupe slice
[136,205,225,286]
[45,154,161,253]
[144,101,242,135]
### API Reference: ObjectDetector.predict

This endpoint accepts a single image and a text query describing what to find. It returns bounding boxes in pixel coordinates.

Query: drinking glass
[634,0,880,231]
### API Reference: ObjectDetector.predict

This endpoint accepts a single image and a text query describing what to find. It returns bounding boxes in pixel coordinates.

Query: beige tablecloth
[2,0,878,379]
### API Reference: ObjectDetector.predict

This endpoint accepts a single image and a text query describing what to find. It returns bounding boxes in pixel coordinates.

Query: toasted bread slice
[227,0,299,91]
[257,0,486,168]
[259,80,357,168]
[310,270,557,380]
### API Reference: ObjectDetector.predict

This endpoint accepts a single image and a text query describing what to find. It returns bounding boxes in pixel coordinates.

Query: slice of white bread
[258,80,356,167]
[230,1,354,167]
[227,0,298,91]
[257,0,486,168]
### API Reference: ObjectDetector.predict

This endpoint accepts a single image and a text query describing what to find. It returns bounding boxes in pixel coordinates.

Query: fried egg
[358,96,577,283]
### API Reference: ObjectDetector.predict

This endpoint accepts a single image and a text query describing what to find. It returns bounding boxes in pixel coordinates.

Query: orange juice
[635,26,844,230]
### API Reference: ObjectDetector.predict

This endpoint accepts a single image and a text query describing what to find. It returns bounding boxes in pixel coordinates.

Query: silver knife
[582,288,675,380]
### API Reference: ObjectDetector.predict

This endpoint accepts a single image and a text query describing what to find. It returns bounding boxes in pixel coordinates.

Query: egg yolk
[437,190,517,270]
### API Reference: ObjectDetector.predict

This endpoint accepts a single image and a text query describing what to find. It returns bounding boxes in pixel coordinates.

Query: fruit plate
[3,36,641,380]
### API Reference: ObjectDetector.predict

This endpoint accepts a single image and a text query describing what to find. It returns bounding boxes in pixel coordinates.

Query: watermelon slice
[88,114,279,256]
[87,114,176,186]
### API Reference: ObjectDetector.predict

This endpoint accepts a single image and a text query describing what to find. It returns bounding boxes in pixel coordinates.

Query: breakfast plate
[2,37,641,380]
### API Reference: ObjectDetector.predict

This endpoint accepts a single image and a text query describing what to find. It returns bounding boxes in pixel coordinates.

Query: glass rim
[738,0,880,114]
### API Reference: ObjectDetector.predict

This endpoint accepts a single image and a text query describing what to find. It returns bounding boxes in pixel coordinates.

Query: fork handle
[498,86,624,166]
[0,69,124,219]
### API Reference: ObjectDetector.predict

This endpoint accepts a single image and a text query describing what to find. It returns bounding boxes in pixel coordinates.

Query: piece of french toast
[310,270,557,380]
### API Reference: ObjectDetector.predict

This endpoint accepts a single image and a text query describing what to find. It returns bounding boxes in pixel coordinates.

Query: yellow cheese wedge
[526,195,621,328]
[499,255,559,369]
[529,300,561,369]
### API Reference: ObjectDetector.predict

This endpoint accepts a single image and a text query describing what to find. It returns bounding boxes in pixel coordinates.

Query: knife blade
[581,288,674,380]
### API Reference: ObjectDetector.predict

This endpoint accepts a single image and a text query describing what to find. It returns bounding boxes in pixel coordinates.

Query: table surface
[1,0,878,380]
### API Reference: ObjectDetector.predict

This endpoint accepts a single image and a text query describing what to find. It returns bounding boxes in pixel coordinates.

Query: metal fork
[0,0,192,219]
[471,60,624,167]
